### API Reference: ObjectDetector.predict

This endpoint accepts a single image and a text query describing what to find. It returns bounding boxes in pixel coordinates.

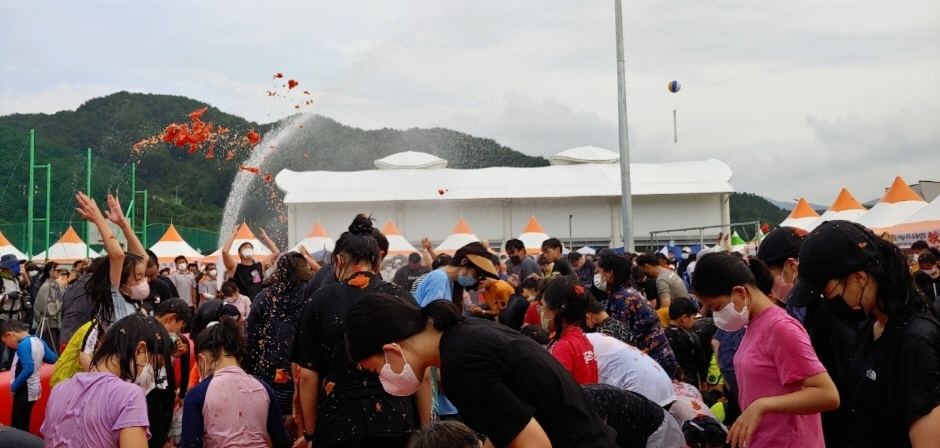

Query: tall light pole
[614,0,634,253]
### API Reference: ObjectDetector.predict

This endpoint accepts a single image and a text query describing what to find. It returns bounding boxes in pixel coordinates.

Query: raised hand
[105,194,128,227]
[75,192,106,223]
[421,237,432,251]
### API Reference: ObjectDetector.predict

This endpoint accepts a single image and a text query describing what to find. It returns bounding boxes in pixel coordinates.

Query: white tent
[205,223,271,263]
[577,246,596,255]
[149,225,205,267]
[857,177,928,231]
[517,216,551,255]
[435,218,480,255]
[292,221,334,253]
[381,220,419,256]
[0,230,26,261]
[807,188,867,231]
[778,198,820,231]
[884,195,940,249]
[32,226,99,264]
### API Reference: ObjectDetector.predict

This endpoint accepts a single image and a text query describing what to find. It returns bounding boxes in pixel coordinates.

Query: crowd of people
[0,196,938,448]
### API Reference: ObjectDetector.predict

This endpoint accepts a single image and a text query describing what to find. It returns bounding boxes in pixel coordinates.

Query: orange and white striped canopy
[149,225,205,265]
[32,226,99,263]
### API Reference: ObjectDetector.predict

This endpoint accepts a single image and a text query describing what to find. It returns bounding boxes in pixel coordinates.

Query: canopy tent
[856,177,927,231]
[883,195,940,249]
[381,220,419,256]
[205,223,271,263]
[0,230,26,261]
[149,225,205,266]
[576,247,596,256]
[778,198,821,230]
[749,228,765,244]
[807,188,867,231]
[517,217,551,255]
[291,221,335,253]
[435,218,480,255]
[32,226,99,264]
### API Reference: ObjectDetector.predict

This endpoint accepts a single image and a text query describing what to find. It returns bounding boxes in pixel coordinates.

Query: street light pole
[614,0,634,253]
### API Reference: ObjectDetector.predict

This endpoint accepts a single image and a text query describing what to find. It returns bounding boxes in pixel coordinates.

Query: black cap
[788,220,880,307]
[756,227,807,267]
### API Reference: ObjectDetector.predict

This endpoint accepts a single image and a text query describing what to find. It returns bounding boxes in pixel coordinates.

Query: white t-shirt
[586,332,677,407]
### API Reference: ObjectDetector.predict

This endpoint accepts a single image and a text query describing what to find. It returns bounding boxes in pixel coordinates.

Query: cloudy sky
[2,0,938,205]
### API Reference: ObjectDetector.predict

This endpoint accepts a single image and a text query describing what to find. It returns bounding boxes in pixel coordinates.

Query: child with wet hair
[406,420,482,448]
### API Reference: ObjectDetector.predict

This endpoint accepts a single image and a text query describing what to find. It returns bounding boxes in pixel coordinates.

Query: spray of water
[218,113,307,247]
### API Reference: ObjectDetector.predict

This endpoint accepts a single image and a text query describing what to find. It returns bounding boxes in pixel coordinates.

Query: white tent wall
[286,193,726,249]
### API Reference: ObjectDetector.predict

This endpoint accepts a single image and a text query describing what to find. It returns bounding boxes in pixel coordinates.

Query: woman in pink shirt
[690,253,839,448]
[179,316,291,448]
[540,277,599,385]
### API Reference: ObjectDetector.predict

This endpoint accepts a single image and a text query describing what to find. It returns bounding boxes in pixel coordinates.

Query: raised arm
[259,228,280,271]
[106,194,147,263]
[221,227,238,273]
[421,238,435,267]
[76,192,124,288]
[297,245,321,273]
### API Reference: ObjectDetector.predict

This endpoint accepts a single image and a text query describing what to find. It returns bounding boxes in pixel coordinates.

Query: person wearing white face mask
[198,262,220,306]
[42,314,165,448]
[221,226,280,302]
[691,253,839,448]
[344,294,619,448]
[168,256,197,315]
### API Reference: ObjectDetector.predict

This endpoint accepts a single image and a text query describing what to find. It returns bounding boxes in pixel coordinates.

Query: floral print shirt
[606,285,678,379]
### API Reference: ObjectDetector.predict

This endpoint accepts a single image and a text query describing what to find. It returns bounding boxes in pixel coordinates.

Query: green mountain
[0,92,549,236]
[729,192,790,236]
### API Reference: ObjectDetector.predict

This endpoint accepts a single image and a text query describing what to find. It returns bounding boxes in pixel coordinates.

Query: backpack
[0,276,28,320]
[50,320,96,388]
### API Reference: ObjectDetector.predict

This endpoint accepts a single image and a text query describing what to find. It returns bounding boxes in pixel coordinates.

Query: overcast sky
[2,1,938,205]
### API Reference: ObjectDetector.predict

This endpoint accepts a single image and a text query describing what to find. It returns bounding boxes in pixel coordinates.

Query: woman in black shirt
[791,221,940,448]
[293,215,417,448]
[344,295,618,448]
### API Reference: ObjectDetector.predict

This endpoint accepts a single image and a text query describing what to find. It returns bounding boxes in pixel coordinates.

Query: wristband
[303,432,315,442]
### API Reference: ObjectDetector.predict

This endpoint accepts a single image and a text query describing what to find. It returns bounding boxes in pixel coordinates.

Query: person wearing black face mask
[790,220,940,448]
[504,239,541,292]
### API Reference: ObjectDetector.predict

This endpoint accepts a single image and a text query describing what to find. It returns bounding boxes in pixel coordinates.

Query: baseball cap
[756,227,807,267]
[682,247,692,254]
[788,221,880,308]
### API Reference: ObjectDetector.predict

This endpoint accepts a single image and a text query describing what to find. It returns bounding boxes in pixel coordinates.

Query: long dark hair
[85,253,144,326]
[195,316,247,364]
[39,261,58,285]
[345,293,461,362]
[332,215,380,271]
[90,314,172,382]
[597,254,631,290]
[691,253,773,298]
[264,251,307,291]
[542,276,590,343]
[866,237,935,317]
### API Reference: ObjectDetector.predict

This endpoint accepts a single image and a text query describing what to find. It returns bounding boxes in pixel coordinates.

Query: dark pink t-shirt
[734,305,826,447]
[551,327,599,385]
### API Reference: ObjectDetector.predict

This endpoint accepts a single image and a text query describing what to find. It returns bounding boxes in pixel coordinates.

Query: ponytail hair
[691,253,773,298]
[541,276,590,343]
[867,237,935,317]
[345,294,461,362]
[195,316,246,363]
[333,214,380,268]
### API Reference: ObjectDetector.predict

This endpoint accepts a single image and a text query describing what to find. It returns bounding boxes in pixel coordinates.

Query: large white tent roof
[277,159,733,205]
[549,146,619,165]
[381,220,419,256]
[857,177,927,231]
[807,188,867,231]
[0,230,26,261]
[374,151,447,170]
[291,221,335,252]
[435,218,480,254]
[883,195,940,248]
[32,226,99,263]
[149,225,205,265]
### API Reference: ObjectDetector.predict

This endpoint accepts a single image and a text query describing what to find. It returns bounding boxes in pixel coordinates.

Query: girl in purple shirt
[690,253,840,448]
[42,314,160,448]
